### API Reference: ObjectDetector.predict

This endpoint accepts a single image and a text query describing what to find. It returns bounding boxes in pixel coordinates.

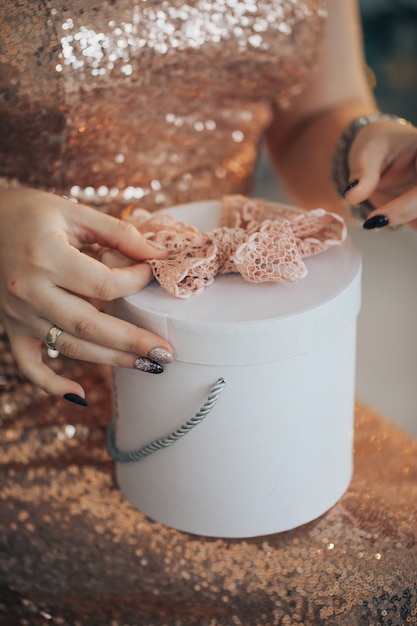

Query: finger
[3,281,173,359]
[32,287,173,357]
[67,204,167,261]
[8,326,86,400]
[363,185,417,229]
[342,134,387,205]
[52,247,154,300]
[43,324,167,372]
[100,249,136,269]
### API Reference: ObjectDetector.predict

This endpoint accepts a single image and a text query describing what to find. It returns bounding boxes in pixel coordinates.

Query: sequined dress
[1,2,417,624]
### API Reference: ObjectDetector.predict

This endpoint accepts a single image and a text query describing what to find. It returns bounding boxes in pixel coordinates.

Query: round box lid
[115,200,362,365]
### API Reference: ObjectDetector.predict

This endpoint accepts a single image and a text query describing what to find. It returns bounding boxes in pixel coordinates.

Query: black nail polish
[341,179,359,197]
[363,215,389,230]
[133,357,164,374]
[63,393,88,407]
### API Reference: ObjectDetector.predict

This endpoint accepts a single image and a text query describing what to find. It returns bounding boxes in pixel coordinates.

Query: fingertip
[341,179,359,198]
[36,369,87,404]
[47,376,87,403]
[143,239,169,258]
[119,261,154,292]
[63,392,88,407]
[147,346,174,364]
[362,186,417,229]
[100,261,154,299]
[118,221,168,260]
[362,214,389,230]
[342,173,379,206]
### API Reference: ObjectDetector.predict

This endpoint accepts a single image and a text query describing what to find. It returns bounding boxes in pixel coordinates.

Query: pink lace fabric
[123,195,347,298]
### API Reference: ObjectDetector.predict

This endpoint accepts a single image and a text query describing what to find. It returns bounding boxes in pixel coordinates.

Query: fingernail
[363,215,389,230]
[147,347,174,364]
[63,393,88,407]
[133,356,164,374]
[341,179,359,197]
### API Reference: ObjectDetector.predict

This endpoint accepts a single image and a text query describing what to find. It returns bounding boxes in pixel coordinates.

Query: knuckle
[122,326,143,353]
[5,276,27,300]
[24,240,50,272]
[73,317,98,342]
[59,338,86,360]
[94,275,116,301]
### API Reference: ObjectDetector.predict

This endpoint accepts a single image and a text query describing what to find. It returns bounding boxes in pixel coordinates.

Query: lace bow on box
[123,195,347,298]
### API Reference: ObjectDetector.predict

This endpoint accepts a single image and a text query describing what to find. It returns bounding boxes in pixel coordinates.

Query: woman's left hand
[342,118,417,229]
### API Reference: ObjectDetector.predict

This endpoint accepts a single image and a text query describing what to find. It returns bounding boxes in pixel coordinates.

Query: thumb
[342,134,387,206]
[69,203,168,261]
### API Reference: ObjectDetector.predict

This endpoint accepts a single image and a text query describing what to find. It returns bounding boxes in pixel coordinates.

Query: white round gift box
[107,200,362,538]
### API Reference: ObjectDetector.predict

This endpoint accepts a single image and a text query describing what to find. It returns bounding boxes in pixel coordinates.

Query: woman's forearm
[265,0,378,214]
[267,100,378,214]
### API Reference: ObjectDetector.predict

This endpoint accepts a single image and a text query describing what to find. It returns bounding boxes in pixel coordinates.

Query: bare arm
[266,0,378,214]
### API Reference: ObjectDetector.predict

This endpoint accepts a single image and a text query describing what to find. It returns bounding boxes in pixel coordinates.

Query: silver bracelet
[332,113,413,221]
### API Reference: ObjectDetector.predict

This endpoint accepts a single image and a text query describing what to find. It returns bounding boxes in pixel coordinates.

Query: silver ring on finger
[45,324,64,351]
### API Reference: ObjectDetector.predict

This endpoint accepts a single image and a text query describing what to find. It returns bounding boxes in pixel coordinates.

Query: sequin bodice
[0,0,325,214]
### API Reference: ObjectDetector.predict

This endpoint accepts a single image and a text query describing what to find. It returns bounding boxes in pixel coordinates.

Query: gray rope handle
[106,377,226,463]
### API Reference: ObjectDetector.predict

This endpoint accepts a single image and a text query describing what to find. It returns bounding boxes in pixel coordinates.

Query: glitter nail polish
[133,357,164,374]
[147,347,174,364]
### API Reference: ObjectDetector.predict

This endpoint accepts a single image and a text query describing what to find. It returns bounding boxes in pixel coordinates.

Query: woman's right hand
[342,117,417,229]
[0,188,173,404]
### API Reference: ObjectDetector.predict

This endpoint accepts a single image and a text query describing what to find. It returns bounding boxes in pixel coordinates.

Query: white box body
[108,201,362,538]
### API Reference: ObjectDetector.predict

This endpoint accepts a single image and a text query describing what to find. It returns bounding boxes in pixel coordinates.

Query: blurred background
[254,0,417,436]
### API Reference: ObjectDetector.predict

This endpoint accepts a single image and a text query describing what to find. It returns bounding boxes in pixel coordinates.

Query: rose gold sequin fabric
[1,326,417,625]
[1,1,417,623]
[0,0,325,215]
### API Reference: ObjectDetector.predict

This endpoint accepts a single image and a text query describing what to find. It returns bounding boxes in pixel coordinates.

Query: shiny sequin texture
[1,325,417,625]
[1,0,417,623]
[0,0,325,215]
